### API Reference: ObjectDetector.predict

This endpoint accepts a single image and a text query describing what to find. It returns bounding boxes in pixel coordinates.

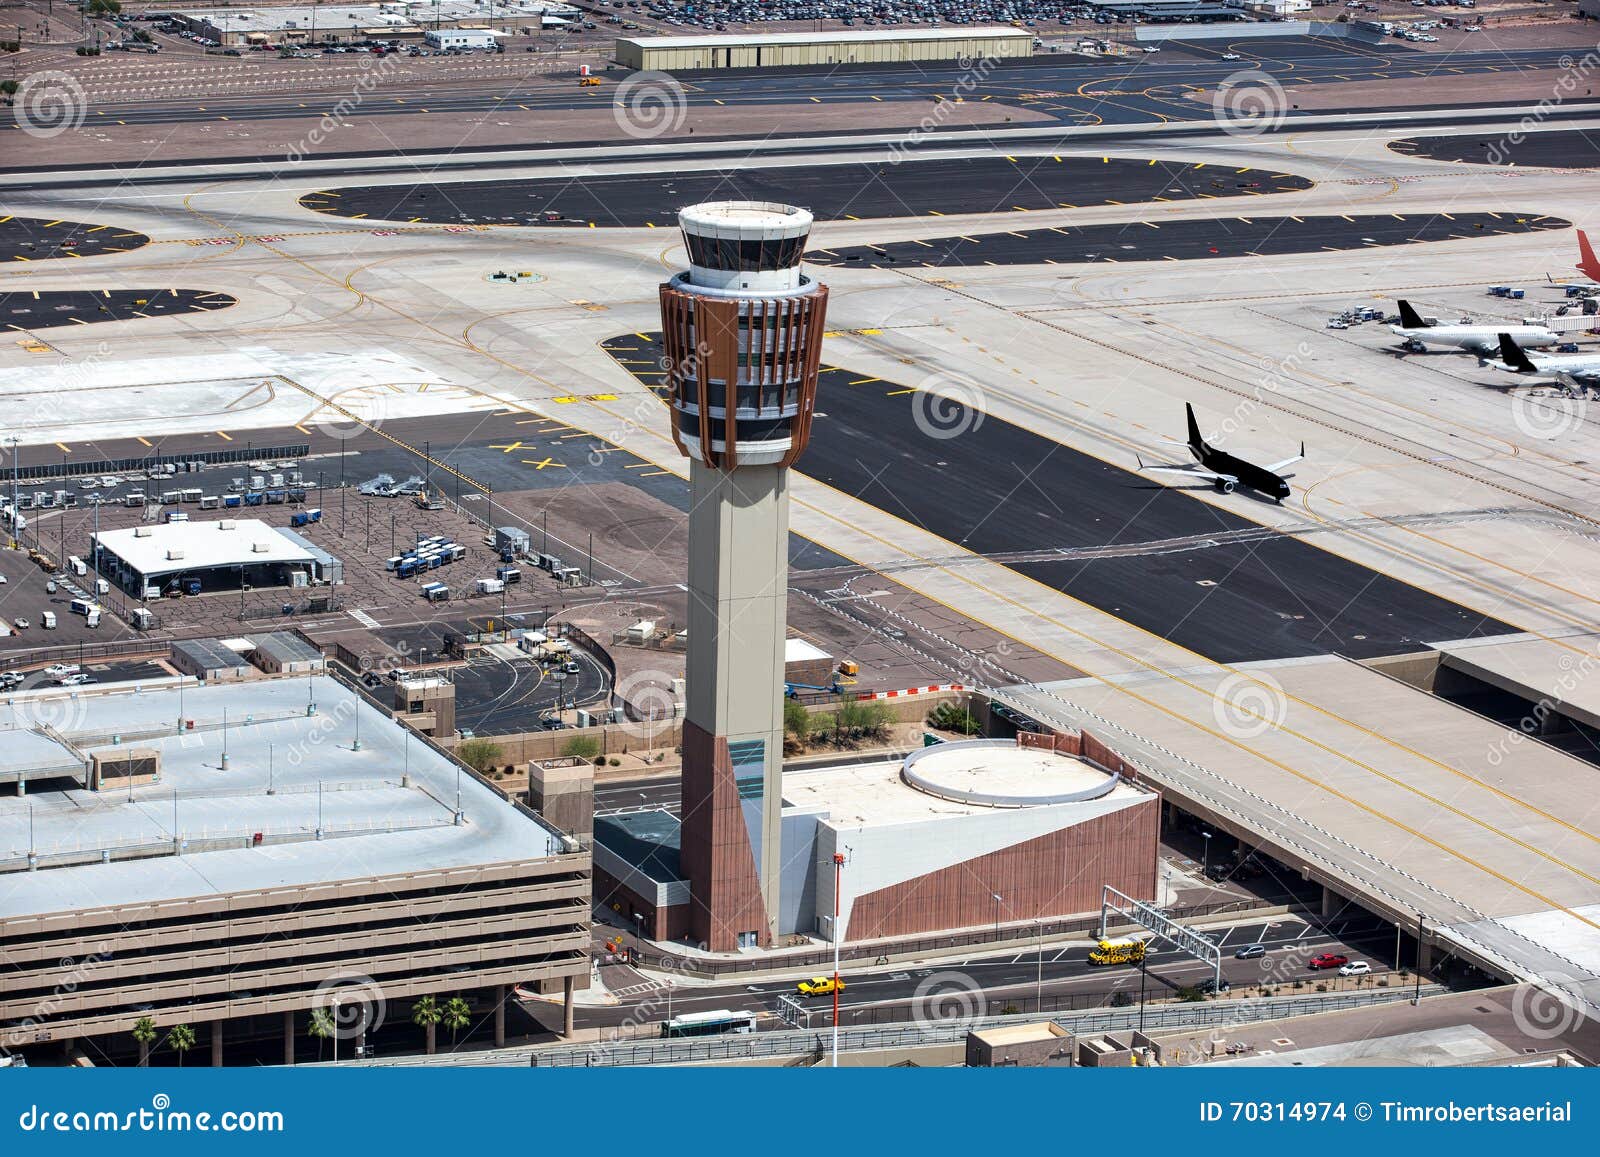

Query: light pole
[991,892,1003,939]
[831,852,845,1068]
[1035,918,1044,1010]
[1412,912,1426,1005]
[1138,941,1149,1034]
[1201,830,1212,881]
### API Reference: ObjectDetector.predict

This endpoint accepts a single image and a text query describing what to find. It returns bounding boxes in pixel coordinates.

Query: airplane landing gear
[1216,479,1236,495]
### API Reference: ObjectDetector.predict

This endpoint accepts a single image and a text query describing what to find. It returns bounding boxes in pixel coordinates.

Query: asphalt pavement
[2,42,1582,140]
[300,156,1311,228]
[606,334,1512,664]
[1,289,235,330]
[810,210,1570,269]
[0,215,150,262]
[1389,126,1600,169]
[583,913,1401,1029]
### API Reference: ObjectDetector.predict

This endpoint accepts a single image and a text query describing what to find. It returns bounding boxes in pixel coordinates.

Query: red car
[1308,953,1349,970]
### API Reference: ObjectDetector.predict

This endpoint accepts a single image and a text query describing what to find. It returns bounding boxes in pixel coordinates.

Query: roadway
[810,210,1570,270]
[578,912,1402,1030]
[605,333,1512,664]
[300,156,1311,228]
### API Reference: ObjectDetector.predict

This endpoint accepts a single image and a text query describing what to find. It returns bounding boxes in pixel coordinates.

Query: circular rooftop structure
[901,739,1120,809]
[678,200,813,237]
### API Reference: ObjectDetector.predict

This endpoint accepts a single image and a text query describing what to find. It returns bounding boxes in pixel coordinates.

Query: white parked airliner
[1389,299,1558,354]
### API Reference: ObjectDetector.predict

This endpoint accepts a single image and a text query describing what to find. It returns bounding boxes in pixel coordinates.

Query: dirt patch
[496,481,687,589]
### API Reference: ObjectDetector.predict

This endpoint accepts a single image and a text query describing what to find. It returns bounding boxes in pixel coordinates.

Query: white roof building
[92,519,340,593]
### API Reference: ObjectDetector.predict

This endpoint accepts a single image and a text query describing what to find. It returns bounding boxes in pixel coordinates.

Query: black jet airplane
[1137,404,1304,503]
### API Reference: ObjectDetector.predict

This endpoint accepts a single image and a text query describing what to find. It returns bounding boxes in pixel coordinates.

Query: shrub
[456,737,503,772]
[927,702,980,736]
[561,734,601,761]
[607,757,621,767]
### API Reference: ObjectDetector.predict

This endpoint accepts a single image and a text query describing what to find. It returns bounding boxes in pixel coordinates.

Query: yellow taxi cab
[796,976,846,997]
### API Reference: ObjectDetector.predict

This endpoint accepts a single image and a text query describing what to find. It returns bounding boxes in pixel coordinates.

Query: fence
[7,443,309,484]
[323,984,1444,1068]
[631,893,1295,979]
[0,637,171,671]
[530,986,1446,1067]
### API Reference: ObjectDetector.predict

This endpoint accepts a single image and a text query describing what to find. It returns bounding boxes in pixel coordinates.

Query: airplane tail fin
[1498,332,1539,373]
[1185,403,1207,456]
[1396,299,1428,330]
[1578,229,1600,282]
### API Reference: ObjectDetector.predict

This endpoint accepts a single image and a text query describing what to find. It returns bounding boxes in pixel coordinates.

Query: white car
[43,664,78,678]
[1327,319,1349,330]
[1221,52,1242,61]
[1338,960,1372,977]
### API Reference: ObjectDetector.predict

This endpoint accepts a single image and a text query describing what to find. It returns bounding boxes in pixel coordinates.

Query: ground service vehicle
[1089,938,1147,965]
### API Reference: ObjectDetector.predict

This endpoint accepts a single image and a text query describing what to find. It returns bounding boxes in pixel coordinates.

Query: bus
[660,1010,757,1039]
[1088,937,1147,966]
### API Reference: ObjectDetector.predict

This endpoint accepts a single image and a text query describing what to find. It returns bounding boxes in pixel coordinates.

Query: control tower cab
[660,201,829,469]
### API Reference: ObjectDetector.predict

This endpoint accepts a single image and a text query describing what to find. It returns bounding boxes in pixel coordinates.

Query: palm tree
[412,995,442,1056]
[441,996,470,1047]
[307,1007,335,1062]
[164,1023,196,1068]
[131,1016,158,1068]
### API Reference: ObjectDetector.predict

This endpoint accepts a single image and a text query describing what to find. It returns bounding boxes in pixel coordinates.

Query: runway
[808,211,1571,270]
[0,41,1580,142]
[1389,126,1600,169]
[299,156,1312,227]
[605,335,1512,664]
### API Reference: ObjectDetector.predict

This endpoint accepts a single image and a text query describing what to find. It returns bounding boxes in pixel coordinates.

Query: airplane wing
[1261,441,1306,475]
[1138,458,1239,486]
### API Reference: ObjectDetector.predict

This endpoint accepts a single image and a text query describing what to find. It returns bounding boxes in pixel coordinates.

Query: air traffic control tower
[660,201,829,950]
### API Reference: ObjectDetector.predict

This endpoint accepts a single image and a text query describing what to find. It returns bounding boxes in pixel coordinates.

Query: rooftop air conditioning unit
[166,549,185,560]
[251,542,270,553]
[134,526,153,537]
[219,520,236,530]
